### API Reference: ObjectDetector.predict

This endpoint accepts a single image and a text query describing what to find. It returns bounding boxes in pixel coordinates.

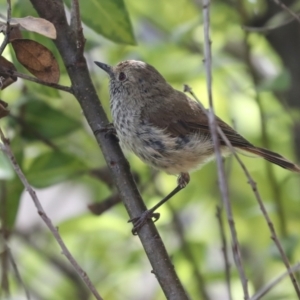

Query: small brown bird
[95,60,300,233]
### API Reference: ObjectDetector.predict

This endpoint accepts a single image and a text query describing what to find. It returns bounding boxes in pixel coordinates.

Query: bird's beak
[94,61,114,77]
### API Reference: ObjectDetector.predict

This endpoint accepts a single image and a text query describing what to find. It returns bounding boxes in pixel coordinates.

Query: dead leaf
[0,56,17,89]
[9,26,23,41]
[10,16,56,39]
[0,22,23,40]
[0,100,9,119]
[11,39,60,84]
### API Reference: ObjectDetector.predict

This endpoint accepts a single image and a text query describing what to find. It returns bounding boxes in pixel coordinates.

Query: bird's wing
[141,90,253,149]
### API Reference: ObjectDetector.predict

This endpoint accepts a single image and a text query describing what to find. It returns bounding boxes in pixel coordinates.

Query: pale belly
[115,121,216,175]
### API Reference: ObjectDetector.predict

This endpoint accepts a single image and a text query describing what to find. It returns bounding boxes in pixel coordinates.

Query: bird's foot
[94,123,119,142]
[177,172,190,188]
[128,211,160,235]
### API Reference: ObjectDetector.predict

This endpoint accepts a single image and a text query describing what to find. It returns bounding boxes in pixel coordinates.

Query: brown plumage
[96,59,300,177]
[95,59,300,233]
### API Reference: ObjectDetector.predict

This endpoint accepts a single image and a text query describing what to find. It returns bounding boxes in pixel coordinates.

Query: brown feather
[243,147,300,172]
[142,89,253,147]
[141,89,300,173]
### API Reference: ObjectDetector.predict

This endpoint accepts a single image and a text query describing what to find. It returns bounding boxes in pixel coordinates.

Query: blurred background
[1,0,300,299]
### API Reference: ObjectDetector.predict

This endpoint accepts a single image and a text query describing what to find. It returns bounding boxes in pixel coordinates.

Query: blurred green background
[1,0,300,299]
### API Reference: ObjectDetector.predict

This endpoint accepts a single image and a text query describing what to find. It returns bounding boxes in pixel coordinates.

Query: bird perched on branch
[95,60,300,234]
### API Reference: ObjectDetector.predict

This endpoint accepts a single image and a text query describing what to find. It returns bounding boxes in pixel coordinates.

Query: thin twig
[15,230,90,299]
[0,128,103,300]
[0,239,10,297]
[242,16,296,33]
[251,263,300,300]
[169,204,211,300]
[201,1,250,298]
[0,68,73,93]
[242,32,286,237]
[0,0,12,56]
[272,0,300,24]
[30,1,189,298]
[239,6,300,295]
[152,180,211,300]
[186,85,300,298]
[5,243,31,300]
[216,206,232,300]
[186,84,249,298]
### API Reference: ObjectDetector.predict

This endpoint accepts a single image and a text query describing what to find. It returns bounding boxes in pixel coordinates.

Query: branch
[187,84,300,299]
[0,128,103,300]
[29,0,188,298]
[242,31,286,237]
[201,1,249,298]
[233,3,300,296]
[216,206,232,300]
[0,68,73,93]
[169,204,211,300]
[70,0,85,56]
[251,262,300,300]
[5,242,31,300]
[0,0,12,55]
[272,0,300,24]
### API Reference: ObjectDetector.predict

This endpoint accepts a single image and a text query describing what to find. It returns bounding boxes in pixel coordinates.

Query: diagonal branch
[0,128,103,300]
[0,68,72,93]
[201,1,249,298]
[29,0,188,298]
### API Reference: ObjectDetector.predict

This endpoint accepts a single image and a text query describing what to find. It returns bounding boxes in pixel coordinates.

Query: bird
[95,59,300,234]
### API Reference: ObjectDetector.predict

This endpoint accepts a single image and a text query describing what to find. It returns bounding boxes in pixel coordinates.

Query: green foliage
[25,151,87,188]
[64,0,136,45]
[0,152,14,180]
[1,0,300,299]
[15,99,81,140]
[1,178,24,230]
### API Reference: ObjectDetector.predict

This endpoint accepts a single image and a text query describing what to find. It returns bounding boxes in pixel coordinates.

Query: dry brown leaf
[11,39,60,84]
[0,99,9,119]
[0,56,17,89]
[9,26,23,41]
[0,22,23,40]
[10,16,56,39]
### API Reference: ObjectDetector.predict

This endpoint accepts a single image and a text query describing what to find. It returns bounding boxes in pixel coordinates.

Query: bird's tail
[243,146,300,172]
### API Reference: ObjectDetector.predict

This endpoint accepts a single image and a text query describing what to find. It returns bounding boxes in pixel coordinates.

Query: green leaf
[0,179,24,230]
[18,99,81,140]
[0,136,25,230]
[64,0,136,45]
[0,152,14,180]
[25,151,87,188]
[259,70,291,92]
[0,136,25,180]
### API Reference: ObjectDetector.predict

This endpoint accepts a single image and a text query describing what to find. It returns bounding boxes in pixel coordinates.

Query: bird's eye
[118,72,126,81]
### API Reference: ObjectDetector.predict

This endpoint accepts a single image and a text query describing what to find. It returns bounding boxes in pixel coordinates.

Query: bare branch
[5,242,31,300]
[0,128,103,300]
[272,0,300,24]
[70,0,85,55]
[187,84,300,299]
[201,1,249,298]
[28,1,189,298]
[0,0,12,55]
[251,263,300,300]
[216,206,232,300]
[0,68,72,93]
[170,204,211,300]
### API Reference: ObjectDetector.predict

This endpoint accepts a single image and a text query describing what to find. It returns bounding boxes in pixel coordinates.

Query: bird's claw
[128,211,160,235]
[94,123,119,142]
